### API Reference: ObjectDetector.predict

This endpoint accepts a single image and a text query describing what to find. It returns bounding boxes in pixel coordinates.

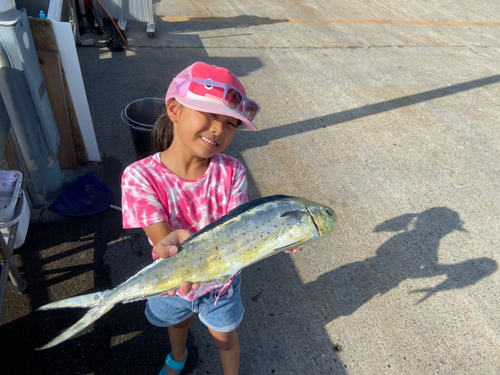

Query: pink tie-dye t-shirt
[121,152,248,300]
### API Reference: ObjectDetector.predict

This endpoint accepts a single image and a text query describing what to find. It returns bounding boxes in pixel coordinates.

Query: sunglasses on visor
[177,78,260,121]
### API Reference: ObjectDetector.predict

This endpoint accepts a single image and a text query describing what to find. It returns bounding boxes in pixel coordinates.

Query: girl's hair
[151,100,176,152]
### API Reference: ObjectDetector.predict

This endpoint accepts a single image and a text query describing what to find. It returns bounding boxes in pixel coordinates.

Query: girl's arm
[143,222,200,295]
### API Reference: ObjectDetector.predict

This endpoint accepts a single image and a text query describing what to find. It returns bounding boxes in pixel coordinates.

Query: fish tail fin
[37,291,106,310]
[36,292,114,350]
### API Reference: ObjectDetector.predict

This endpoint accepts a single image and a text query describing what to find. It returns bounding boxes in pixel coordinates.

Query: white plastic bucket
[0,170,30,249]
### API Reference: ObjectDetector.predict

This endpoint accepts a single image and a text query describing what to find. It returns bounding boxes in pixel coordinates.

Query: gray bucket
[121,98,165,159]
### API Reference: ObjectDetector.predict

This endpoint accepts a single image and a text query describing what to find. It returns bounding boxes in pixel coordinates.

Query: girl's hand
[167,281,200,296]
[154,229,201,296]
[284,247,299,254]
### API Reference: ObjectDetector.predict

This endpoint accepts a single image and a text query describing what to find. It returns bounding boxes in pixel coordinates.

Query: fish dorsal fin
[183,195,293,245]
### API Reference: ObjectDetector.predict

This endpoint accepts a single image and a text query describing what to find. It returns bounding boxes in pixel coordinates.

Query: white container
[0,170,22,222]
[0,170,30,249]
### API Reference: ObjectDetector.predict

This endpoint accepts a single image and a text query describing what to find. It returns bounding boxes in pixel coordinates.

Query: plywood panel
[36,50,77,169]
[28,18,89,167]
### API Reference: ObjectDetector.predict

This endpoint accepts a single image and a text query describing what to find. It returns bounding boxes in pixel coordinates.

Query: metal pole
[0,260,11,317]
[118,0,127,31]
[146,0,155,37]
[8,129,41,208]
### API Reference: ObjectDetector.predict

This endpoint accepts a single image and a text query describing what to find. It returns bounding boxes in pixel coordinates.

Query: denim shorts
[145,275,244,333]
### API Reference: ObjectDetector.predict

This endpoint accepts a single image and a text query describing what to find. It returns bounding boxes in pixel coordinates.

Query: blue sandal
[159,347,188,375]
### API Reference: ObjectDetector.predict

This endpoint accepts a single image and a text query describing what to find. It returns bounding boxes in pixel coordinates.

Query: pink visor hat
[165,62,260,131]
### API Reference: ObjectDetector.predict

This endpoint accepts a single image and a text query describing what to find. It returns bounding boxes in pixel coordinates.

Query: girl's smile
[200,136,219,148]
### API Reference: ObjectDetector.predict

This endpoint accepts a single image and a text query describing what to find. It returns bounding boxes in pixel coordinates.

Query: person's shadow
[303,207,497,323]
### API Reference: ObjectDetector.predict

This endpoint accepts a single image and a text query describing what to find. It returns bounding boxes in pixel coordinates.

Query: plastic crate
[0,170,22,222]
[0,170,30,249]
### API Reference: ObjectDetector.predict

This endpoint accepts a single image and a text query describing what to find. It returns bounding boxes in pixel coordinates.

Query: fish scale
[36,195,338,350]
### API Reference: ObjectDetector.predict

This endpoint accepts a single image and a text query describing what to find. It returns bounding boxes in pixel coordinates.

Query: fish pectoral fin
[280,210,308,220]
[272,239,308,252]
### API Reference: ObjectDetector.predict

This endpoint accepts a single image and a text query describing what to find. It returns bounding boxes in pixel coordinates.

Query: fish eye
[326,209,333,216]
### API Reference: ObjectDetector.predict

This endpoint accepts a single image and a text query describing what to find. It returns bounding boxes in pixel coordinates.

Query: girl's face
[172,105,238,159]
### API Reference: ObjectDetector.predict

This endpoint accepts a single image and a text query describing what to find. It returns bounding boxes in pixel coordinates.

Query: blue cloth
[49,171,114,216]
[145,275,244,332]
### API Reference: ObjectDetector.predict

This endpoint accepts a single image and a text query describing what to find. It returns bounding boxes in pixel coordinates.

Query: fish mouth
[306,207,321,235]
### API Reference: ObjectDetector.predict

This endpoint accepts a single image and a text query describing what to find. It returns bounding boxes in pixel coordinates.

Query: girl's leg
[208,328,240,375]
[165,316,192,375]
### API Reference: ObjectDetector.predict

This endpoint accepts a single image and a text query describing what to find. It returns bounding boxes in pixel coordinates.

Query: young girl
[121,62,265,375]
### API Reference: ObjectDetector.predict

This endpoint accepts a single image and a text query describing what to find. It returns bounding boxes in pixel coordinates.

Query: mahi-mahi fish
[37,195,338,350]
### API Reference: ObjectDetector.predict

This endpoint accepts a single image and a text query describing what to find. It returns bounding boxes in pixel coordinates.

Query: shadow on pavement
[153,14,290,31]
[303,207,497,324]
[236,74,500,150]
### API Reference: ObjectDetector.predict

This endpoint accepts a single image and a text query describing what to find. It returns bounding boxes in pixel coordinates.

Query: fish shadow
[302,207,497,323]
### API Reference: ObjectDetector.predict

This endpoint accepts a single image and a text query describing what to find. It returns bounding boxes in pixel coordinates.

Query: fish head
[305,203,338,237]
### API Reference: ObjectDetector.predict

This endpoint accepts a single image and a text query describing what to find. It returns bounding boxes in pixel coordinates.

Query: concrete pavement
[1,0,500,374]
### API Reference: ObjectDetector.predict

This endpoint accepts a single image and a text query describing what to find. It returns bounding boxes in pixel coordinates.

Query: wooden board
[28,18,89,167]
[62,70,89,165]
[36,50,77,169]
